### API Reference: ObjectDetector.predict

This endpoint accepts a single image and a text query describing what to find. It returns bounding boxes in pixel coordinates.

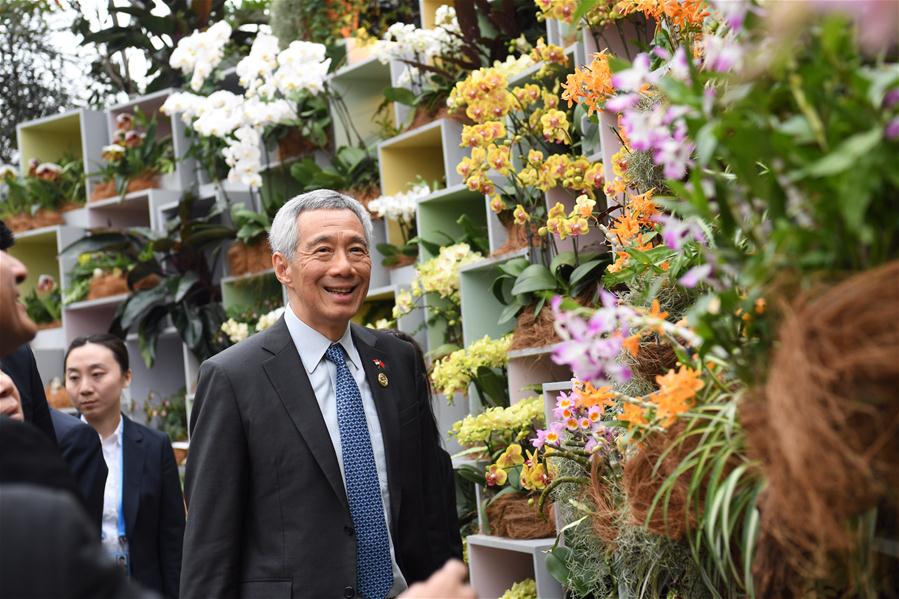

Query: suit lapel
[352,325,402,532]
[121,415,144,538]
[262,319,349,512]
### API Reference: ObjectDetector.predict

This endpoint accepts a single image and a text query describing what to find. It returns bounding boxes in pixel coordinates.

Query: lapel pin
[377,372,389,387]
[373,359,385,369]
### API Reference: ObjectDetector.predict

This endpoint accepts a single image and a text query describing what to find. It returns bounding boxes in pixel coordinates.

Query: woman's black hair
[64,334,130,375]
[381,329,441,443]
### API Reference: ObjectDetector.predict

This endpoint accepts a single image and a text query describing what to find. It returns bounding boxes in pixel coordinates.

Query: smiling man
[181,190,460,599]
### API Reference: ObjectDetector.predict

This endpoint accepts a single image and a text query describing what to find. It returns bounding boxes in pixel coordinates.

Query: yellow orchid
[485,463,508,486]
[496,443,524,468]
[513,204,529,224]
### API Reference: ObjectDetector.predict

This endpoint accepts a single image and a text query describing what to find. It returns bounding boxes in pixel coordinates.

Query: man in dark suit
[0,418,157,599]
[0,220,55,441]
[51,408,109,532]
[182,190,461,599]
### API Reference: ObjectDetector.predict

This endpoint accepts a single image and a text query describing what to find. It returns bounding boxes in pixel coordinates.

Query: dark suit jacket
[51,408,109,533]
[121,416,185,599]
[0,416,81,506]
[181,318,461,599]
[0,483,160,599]
[0,343,57,443]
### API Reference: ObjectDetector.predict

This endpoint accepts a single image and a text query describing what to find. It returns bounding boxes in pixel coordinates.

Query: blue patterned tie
[324,344,394,599]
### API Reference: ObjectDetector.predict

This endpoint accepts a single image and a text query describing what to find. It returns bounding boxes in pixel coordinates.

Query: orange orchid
[619,402,647,428]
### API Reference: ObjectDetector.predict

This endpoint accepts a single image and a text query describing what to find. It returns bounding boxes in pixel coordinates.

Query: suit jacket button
[344,525,354,536]
[343,586,355,598]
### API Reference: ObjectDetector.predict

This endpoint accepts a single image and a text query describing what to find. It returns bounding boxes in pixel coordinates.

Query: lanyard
[117,432,126,540]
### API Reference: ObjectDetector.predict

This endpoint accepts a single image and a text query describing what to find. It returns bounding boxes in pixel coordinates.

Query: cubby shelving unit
[16,108,108,200]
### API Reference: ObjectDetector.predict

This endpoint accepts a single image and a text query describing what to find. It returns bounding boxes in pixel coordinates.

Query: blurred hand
[400,560,475,599]
[0,371,24,421]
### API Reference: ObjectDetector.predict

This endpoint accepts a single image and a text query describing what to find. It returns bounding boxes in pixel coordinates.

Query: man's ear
[272,252,291,286]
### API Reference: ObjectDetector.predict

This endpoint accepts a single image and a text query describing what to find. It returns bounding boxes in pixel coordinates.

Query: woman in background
[65,334,184,599]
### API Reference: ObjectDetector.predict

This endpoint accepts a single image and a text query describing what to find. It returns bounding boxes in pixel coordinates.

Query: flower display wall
[162,24,331,189]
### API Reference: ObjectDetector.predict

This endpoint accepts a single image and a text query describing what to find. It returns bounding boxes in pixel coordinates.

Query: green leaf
[120,284,169,330]
[545,547,573,585]
[569,259,603,288]
[550,251,577,273]
[572,0,599,23]
[428,343,461,360]
[695,121,718,167]
[455,464,486,485]
[801,128,882,178]
[497,301,524,324]
[475,366,509,407]
[174,272,200,303]
[376,243,400,256]
[511,264,557,295]
[384,86,417,106]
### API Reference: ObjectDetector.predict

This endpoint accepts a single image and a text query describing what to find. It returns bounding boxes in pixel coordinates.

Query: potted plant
[366,181,430,268]
[23,274,62,329]
[62,250,148,305]
[289,144,381,208]
[61,194,236,366]
[453,395,554,540]
[391,242,483,357]
[432,334,514,408]
[227,204,272,276]
[91,111,175,201]
[0,158,86,232]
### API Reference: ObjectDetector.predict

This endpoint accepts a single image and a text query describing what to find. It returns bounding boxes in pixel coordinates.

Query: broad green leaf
[174,272,200,303]
[569,259,603,288]
[384,86,417,106]
[120,284,169,330]
[511,264,557,295]
[550,251,577,273]
[801,128,882,178]
[572,0,599,23]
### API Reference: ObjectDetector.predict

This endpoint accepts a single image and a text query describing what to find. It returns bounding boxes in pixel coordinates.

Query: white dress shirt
[86,414,124,557]
[284,305,407,596]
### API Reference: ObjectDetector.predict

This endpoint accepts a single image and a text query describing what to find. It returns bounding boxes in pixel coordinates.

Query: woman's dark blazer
[121,415,185,599]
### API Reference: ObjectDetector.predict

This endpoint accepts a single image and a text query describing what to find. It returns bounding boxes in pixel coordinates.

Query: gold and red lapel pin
[373,359,388,387]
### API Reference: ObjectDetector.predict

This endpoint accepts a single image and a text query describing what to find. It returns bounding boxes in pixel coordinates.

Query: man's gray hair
[268,189,374,261]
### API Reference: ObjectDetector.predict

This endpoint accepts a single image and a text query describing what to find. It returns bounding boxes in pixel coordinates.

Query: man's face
[274,209,372,340]
[0,250,37,356]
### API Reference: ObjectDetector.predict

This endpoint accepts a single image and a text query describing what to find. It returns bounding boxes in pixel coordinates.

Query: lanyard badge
[115,426,130,575]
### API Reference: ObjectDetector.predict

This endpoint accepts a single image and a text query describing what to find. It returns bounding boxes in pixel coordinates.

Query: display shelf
[458,249,528,346]
[16,108,108,202]
[419,0,445,29]
[352,284,395,329]
[104,88,197,192]
[377,118,466,197]
[416,184,488,260]
[125,334,188,420]
[507,345,570,405]
[7,224,81,298]
[328,55,393,148]
[31,345,65,389]
[467,534,563,599]
[546,18,579,49]
[125,325,177,343]
[369,218,391,289]
[86,188,182,230]
[62,293,126,344]
[435,392,470,455]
